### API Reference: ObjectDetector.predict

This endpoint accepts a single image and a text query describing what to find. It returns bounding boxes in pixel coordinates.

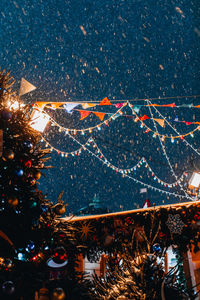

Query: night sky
[0,0,200,213]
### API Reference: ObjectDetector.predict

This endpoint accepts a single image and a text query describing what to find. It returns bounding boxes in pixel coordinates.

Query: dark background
[0,0,200,213]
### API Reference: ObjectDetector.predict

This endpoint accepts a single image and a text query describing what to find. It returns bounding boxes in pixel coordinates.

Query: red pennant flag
[93,112,105,121]
[161,103,176,107]
[114,103,124,108]
[143,199,151,209]
[99,97,112,106]
[79,110,91,120]
[185,121,193,125]
[139,115,150,121]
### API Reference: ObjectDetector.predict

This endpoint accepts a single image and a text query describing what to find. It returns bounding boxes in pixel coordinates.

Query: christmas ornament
[3,149,14,160]
[15,168,23,176]
[51,287,66,300]
[24,140,33,150]
[34,170,42,180]
[38,287,49,300]
[166,214,185,235]
[47,246,68,268]
[26,240,35,252]
[1,109,12,121]
[152,243,161,253]
[53,203,66,215]
[8,196,18,207]
[2,281,15,295]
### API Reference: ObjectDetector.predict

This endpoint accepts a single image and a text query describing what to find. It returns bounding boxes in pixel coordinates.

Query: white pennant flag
[19,78,36,96]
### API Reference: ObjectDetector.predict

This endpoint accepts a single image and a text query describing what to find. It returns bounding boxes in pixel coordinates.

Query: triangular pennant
[154,118,165,127]
[114,103,124,108]
[64,103,80,113]
[19,78,36,96]
[82,103,97,109]
[50,102,66,109]
[93,112,105,121]
[34,102,49,110]
[99,97,112,106]
[142,199,151,209]
[133,105,142,114]
[80,110,91,120]
[139,115,150,121]
[161,103,176,107]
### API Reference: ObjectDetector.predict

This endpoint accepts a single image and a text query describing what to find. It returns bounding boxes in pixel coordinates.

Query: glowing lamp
[188,172,200,189]
[30,109,50,132]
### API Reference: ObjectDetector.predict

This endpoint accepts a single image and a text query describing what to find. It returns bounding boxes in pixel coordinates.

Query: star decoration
[79,222,95,240]
[166,214,185,235]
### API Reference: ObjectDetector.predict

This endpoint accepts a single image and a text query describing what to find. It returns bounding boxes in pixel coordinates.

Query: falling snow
[0,0,199,214]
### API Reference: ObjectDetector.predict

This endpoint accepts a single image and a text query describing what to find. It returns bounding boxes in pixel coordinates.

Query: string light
[146,100,192,200]
[128,102,200,140]
[66,132,191,201]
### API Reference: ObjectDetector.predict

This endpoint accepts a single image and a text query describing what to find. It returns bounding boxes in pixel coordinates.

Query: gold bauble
[54,204,66,215]
[51,288,66,300]
[38,287,49,300]
[8,196,18,207]
[35,171,42,180]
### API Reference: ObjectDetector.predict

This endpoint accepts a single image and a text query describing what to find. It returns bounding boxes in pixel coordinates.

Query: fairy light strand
[150,100,200,156]
[67,132,190,201]
[146,100,192,201]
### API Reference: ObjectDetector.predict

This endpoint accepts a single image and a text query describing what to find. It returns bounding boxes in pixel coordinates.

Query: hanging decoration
[166,214,185,235]
[19,78,36,96]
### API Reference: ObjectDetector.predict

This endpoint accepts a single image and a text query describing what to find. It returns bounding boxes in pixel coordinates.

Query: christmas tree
[91,214,197,300]
[0,69,92,300]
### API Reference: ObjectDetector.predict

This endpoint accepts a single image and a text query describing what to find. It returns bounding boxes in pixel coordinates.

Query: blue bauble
[24,141,33,150]
[26,240,35,252]
[2,281,15,295]
[15,168,23,176]
[1,110,12,121]
[152,243,161,252]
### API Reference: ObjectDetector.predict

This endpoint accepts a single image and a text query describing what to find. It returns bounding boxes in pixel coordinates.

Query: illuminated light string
[40,135,90,157]
[40,130,185,188]
[128,102,200,140]
[35,103,200,140]
[149,100,200,157]
[90,138,185,188]
[146,100,193,201]
[67,132,192,201]
[37,103,128,134]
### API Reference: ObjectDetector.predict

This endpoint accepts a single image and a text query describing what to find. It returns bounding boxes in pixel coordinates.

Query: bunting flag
[80,110,91,120]
[133,106,142,114]
[19,78,36,96]
[82,103,97,109]
[149,103,176,108]
[93,112,105,121]
[99,97,112,106]
[114,103,124,108]
[142,199,151,209]
[154,118,165,127]
[0,129,3,157]
[34,102,50,110]
[139,115,150,121]
[50,102,66,109]
[64,103,80,113]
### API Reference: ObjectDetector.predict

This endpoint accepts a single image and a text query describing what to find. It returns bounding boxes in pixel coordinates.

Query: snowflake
[166,214,185,235]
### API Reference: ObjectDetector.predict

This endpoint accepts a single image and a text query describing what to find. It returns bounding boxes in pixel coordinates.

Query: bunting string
[66,132,192,201]
[149,100,200,156]
[146,100,192,200]
[128,102,200,140]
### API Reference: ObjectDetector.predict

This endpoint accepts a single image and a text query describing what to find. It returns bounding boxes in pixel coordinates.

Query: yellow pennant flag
[154,118,165,127]
[19,78,36,96]
[82,103,97,109]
